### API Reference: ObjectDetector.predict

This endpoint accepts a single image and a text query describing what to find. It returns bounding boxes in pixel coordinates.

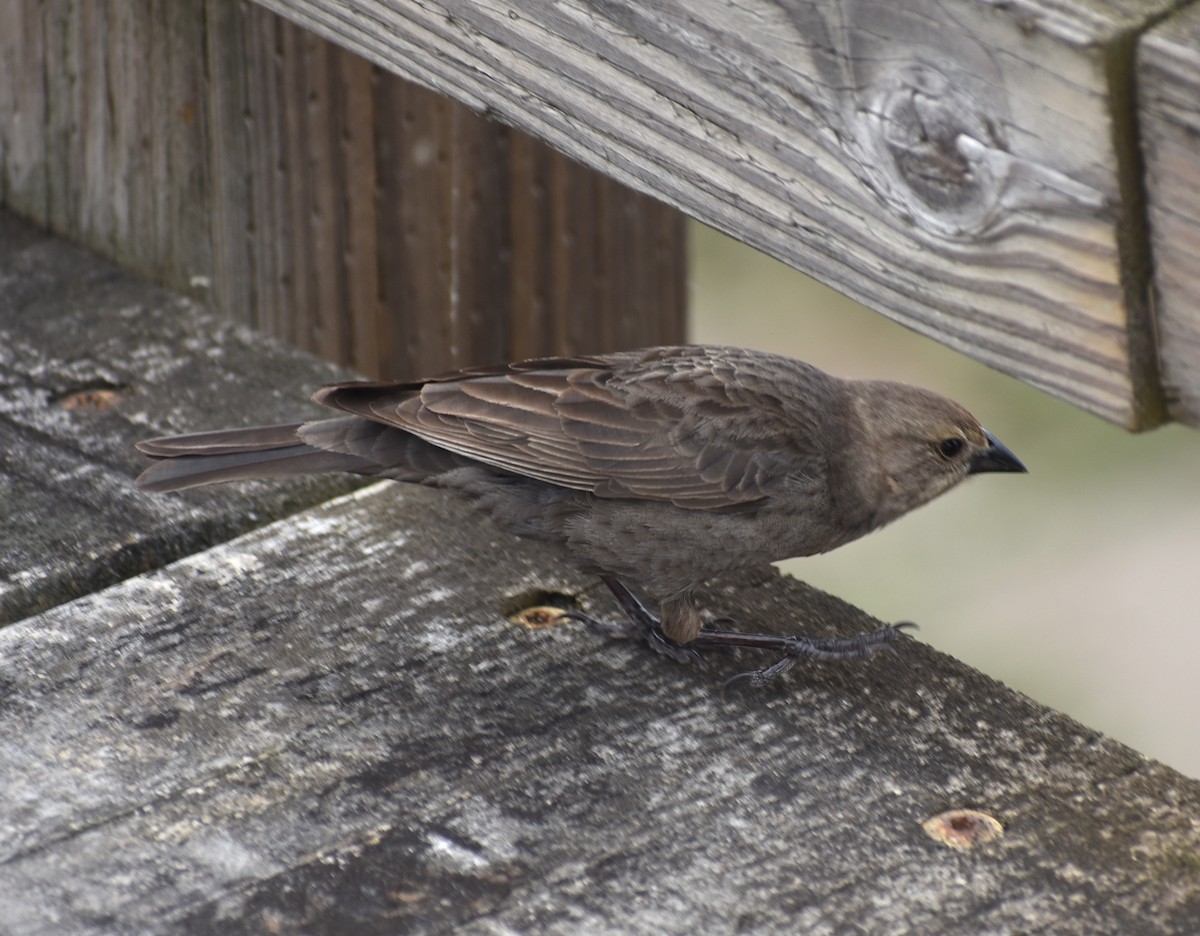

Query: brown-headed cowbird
[137,345,1025,683]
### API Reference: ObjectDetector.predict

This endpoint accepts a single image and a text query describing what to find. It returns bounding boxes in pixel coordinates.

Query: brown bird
[136,345,1025,684]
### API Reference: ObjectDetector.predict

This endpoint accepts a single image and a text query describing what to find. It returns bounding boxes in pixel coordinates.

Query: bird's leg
[693,622,914,689]
[560,578,908,678]
[560,575,701,664]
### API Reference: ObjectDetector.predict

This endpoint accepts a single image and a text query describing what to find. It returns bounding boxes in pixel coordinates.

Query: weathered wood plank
[27,1,214,292]
[0,0,685,378]
[0,211,359,625]
[2,482,1199,934]
[0,0,47,218]
[370,75,512,374]
[1138,6,1200,428]
[248,0,1176,427]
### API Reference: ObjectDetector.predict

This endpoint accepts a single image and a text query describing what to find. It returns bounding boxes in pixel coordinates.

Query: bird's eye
[938,437,965,459]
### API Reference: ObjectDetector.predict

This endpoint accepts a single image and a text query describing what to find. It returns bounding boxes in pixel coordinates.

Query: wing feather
[311,346,832,509]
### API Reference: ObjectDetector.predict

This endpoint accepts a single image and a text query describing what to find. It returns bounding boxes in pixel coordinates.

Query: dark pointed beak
[970,431,1027,474]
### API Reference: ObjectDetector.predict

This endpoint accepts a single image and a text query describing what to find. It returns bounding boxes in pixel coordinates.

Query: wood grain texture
[27,1,214,289]
[1138,6,1200,427]
[248,0,1182,427]
[3,488,1200,933]
[0,211,360,625]
[0,0,686,379]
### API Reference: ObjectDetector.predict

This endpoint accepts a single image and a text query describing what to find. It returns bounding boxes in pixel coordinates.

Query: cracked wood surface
[0,211,361,624]
[2,212,1199,933]
[4,487,1200,934]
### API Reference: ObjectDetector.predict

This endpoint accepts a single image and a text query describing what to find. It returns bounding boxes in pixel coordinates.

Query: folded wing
[313,346,828,510]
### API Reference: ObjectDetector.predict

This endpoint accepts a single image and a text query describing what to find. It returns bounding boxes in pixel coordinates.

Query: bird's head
[840,380,1026,530]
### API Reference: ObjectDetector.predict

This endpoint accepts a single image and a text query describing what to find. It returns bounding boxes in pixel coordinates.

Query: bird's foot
[557,575,700,664]
[692,622,916,690]
[560,609,699,663]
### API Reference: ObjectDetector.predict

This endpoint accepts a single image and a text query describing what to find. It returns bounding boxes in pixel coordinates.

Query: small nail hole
[921,809,1004,850]
[501,589,580,629]
[52,381,127,411]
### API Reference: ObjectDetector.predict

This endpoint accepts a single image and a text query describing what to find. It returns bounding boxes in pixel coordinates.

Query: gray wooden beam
[3,487,1200,933]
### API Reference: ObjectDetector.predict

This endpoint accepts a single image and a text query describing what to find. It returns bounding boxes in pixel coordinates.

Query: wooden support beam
[1138,6,1200,428]
[0,0,686,378]
[247,0,1186,428]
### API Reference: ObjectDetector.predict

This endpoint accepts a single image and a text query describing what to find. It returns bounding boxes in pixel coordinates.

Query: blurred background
[689,222,1200,780]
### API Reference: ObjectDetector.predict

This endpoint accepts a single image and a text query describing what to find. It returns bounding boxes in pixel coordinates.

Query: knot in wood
[866,63,1006,236]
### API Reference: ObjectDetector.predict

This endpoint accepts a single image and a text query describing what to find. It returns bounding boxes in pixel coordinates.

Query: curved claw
[557,609,629,639]
[647,629,703,665]
[721,655,798,694]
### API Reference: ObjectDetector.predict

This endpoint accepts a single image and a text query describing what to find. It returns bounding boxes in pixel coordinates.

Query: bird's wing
[312,346,829,509]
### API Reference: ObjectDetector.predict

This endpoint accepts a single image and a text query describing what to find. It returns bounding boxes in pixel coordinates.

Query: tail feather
[134,416,473,493]
[134,419,377,493]
[135,446,375,493]
[136,423,305,457]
